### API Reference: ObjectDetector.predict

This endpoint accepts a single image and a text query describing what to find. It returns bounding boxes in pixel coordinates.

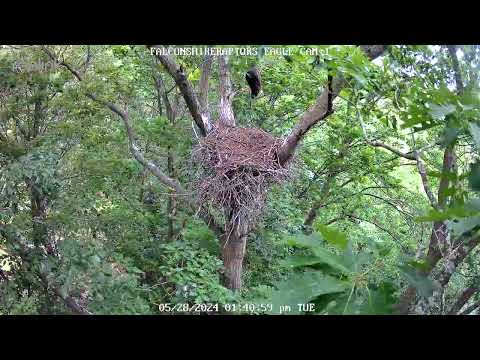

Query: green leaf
[187,68,201,82]
[361,282,398,315]
[310,247,352,274]
[449,216,480,237]
[406,259,430,272]
[314,224,348,250]
[464,198,480,212]
[469,122,480,149]
[416,206,475,222]
[468,161,480,192]
[398,264,437,298]
[258,271,348,314]
[428,103,456,120]
[284,233,322,248]
[280,255,324,268]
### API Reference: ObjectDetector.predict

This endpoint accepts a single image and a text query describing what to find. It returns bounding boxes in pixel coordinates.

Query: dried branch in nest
[193,125,291,228]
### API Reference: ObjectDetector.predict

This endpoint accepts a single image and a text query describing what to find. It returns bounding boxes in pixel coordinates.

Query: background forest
[1,44,480,315]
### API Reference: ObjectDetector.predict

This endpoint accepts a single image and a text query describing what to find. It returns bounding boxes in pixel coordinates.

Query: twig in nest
[193,124,292,228]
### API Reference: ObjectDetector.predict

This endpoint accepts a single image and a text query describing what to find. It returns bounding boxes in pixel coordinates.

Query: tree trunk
[396,48,466,315]
[221,212,248,291]
[218,56,235,127]
[396,221,445,314]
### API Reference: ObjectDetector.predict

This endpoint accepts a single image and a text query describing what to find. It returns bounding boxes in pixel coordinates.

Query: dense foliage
[1,45,480,315]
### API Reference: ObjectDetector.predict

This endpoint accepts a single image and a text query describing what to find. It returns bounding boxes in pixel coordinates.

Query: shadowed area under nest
[193,125,291,227]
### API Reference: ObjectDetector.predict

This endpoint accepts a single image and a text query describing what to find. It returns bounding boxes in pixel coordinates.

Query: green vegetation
[1,45,480,315]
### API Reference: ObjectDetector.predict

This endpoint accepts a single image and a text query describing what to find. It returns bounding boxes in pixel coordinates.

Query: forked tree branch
[153,70,175,122]
[398,47,467,314]
[42,46,185,193]
[347,214,409,252]
[149,46,211,136]
[437,235,480,288]
[367,140,416,160]
[42,46,224,236]
[0,225,92,314]
[413,150,439,209]
[277,45,388,165]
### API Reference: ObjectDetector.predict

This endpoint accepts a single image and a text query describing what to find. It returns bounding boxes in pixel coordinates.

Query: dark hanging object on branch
[245,65,262,99]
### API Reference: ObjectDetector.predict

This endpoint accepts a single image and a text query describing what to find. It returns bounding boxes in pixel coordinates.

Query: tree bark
[221,46,386,290]
[460,299,480,315]
[437,235,480,288]
[448,286,478,315]
[154,71,179,241]
[278,45,387,165]
[396,221,446,314]
[199,54,213,132]
[151,47,210,136]
[221,213,248,291]
[397,46,464,314]
[218,55,235,127]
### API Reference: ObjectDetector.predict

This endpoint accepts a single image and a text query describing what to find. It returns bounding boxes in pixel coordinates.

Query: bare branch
[0,225,92,315]
[41,46,224,237]
[437,144,456,209]
[437,235,480,288]
[42,46,184,194]
[408,48,465,313]
[218,55,235,127]
[41,46,82,81]
[303,173,336,227]
[413,150,439,209]
[362,193,414,219]
[153,71,175,122]
[435,46,461,209]
[278,74,341,164]
[367,140,416,160]
[347,214,409,253]
[277,45,387,165]
[399,47,466,313]
[150,46,210,136]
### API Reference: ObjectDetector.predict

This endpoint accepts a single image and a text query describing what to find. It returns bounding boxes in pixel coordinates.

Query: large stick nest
[193,125,290,226]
